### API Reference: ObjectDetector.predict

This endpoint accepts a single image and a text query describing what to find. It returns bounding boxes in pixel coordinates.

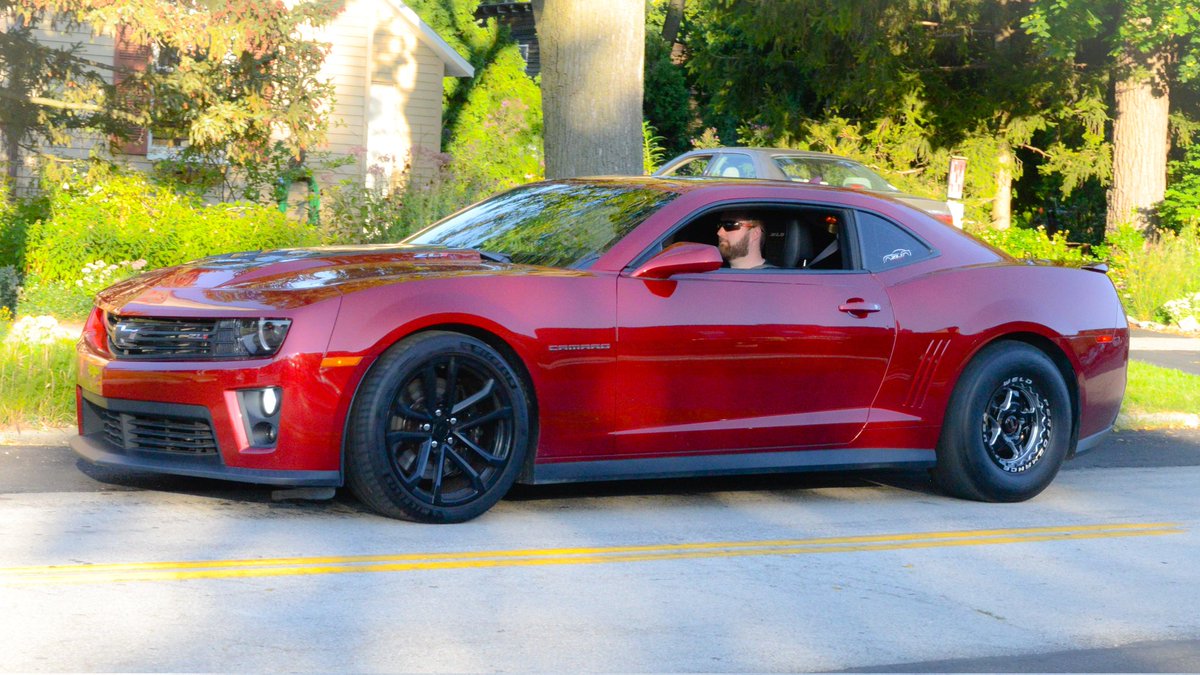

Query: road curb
[1117,411,1200,431]
[0,428,73,446]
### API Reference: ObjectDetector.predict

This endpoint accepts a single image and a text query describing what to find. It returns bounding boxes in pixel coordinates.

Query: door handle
[838,300,882,317]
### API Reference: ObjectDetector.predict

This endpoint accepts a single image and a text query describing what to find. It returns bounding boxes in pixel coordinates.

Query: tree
[1025,0,1200,234]
[531,0,644,178]
[681,0,1111,230]
[3,0,341,200]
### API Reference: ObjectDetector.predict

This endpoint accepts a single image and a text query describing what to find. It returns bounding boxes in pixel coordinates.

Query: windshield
[404,181,679,268]
[773,156,899,192]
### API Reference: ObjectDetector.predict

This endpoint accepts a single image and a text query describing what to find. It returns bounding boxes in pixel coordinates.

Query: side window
[707,153,756,178]
[662,155,712,177]
[658,205,850,271]
[857,211,933,272]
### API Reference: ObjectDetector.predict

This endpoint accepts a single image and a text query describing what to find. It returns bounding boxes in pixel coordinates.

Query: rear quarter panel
[865,261,1128,449]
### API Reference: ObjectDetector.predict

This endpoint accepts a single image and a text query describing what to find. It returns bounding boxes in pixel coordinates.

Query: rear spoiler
[1082,262,1109,274]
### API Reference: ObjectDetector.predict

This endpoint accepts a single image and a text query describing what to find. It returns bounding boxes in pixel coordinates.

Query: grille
[106,314,219,359]
[94,406,219,455]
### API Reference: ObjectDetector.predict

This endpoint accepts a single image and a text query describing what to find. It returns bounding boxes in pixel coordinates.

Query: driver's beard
[719,236,750,261]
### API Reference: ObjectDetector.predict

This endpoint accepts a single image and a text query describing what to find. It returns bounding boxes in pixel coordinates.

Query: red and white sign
[947,156,967,201]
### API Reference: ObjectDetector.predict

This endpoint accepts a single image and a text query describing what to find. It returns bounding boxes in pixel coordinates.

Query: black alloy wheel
[932,341,1072,502]
[346,331,531,522]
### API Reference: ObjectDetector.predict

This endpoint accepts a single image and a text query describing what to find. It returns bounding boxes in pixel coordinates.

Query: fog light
[261,388,280,416]
[252,421,277,446]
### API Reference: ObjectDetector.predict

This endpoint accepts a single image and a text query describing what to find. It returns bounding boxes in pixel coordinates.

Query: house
[8,0,472,194]
[474,2,539,78]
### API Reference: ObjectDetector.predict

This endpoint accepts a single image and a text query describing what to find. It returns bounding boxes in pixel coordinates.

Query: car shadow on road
[504,468,941,504]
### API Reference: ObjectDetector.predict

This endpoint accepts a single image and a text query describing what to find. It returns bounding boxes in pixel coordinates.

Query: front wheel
[932,341,1072,502]
[346,331,531,522]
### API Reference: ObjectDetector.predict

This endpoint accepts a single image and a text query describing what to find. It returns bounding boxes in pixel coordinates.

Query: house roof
[388,0,475,78]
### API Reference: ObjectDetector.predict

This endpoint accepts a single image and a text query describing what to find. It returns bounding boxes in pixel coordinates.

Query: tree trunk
[1107,45,1170,235]
[531,0,644,178]
[992,143,1013,230]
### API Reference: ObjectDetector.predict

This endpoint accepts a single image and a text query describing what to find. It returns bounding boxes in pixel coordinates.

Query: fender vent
[903,338,949,410]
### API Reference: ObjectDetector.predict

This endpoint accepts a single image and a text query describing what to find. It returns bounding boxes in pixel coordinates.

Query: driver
[716,212,774,269]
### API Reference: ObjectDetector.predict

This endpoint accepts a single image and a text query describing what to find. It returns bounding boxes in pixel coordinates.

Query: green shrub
[0,266,18,313]
[0,189,49,271]
[1101,224,1200,322]
[1160,142,1200,232]
[320,167,488,246]
[23,168,318,284]
[16,276,100,322]
[444,44,543,193]
[971,224,1094,262]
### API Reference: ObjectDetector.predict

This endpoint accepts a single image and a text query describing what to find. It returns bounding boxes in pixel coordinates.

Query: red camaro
[72,178,1128,522]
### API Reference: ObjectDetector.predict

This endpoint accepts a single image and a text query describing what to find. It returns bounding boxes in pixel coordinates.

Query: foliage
[643,21,692,156]
[1160,141,1200,231]
[971,224,1094,263]
[643,121,667,175]
[0,265,18,312]
[1100,224,1200,321]
[23,165,316,285]
[1160,291,1200,326]
[443,44,543,193]
[406,0,542,191]
[0,187,48,271]
[0,331,75,429]
[320,161,488,246]
[4,0,341,194]
[679,0,1113,229]
[16,276,96,321]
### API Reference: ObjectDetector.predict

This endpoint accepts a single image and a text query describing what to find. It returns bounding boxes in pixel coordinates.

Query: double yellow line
[1,522,1182,585]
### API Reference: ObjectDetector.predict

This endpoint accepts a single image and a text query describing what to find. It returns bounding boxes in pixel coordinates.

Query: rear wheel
[932,341,1072,502]
[346,331,531,522]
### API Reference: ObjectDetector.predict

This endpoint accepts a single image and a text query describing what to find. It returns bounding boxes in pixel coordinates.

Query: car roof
[677,147,852,161]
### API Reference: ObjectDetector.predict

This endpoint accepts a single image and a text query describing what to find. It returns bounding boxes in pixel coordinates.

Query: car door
[611,209,897,458]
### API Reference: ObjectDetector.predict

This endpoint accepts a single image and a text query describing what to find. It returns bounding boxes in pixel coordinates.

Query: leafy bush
[320,164,489,246]
[971,224,1094,262]
[643,121,667,174]
[1160,142,1200,232]
[644,29,693,156]
[444,44,543,193]
[0,189,49,272]
[1102,225,1200,322]
[0,266,19,313]
[23,167,318,284]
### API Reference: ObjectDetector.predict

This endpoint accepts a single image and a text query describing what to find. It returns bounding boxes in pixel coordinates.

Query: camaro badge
[547,343,611,352]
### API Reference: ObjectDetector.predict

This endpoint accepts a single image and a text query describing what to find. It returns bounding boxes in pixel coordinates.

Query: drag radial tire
[932,341,1072,502]
[346,331,531,522]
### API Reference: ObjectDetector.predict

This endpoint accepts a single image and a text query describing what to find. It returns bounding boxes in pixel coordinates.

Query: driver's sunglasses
[718,220,755,232]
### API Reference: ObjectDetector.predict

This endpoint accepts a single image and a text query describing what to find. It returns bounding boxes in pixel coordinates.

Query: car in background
[72,177,1126,523]
[654,147,959,227]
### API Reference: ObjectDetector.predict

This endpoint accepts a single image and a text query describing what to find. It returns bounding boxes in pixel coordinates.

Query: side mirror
[630,242,723,280]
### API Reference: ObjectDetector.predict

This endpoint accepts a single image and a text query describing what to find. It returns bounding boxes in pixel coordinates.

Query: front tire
[932,341,1072,502]
[346,331,531,522]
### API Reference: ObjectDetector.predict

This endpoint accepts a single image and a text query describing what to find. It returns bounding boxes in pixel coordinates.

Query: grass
[0,337,76,430]
[1120,360,1200,424]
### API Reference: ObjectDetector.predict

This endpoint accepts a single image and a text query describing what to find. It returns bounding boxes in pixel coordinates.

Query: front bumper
[72,389,341,486]
[74,298,367,483]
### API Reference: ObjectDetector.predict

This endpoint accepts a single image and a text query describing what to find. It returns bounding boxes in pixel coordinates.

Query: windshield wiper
[476,250,512,264]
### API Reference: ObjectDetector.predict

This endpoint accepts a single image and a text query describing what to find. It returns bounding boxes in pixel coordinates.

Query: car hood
[95,245,515,315]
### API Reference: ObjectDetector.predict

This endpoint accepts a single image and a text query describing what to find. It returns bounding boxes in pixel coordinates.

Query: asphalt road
[1130,328,1200,375]
[1,430,1198,672]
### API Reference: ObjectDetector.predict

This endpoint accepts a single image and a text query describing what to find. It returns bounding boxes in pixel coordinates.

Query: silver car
[654,147,958,227]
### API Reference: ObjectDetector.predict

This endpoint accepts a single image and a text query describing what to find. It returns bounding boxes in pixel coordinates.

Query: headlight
[214,318,292,358]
